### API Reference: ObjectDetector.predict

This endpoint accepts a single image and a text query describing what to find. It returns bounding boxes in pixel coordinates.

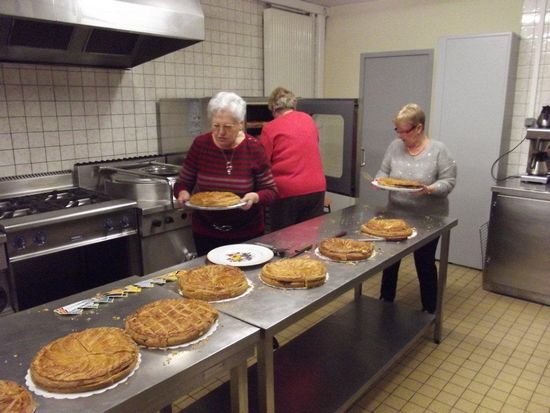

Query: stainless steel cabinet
[483,191,550,305]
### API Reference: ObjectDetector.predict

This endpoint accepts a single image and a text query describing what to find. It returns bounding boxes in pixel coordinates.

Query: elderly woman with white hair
[175,91,278,256]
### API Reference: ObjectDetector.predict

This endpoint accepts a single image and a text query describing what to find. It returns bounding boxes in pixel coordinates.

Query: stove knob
[152,219,162,227]
[181,213,188,220]
[120,215,131,228]
[33,231,47,246]
[164,216,174,224]
[104,218,114,232]
[13,235,26,250]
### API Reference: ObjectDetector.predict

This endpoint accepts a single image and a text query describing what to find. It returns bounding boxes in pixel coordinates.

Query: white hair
[207,91,246,122]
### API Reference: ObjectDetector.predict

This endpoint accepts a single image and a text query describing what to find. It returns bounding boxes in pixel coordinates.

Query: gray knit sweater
[375,138,457,216]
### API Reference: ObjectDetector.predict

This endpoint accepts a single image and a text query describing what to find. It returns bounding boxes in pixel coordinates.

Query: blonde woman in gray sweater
[374,103,457,313]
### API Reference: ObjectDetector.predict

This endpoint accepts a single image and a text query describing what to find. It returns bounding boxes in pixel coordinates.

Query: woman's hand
[177,190,190,203]
[241,192,259,211]
[420,185,435,195]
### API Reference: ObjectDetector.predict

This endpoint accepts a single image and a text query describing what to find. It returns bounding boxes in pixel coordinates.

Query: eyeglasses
[212,124,238,132]
[394,125,417,134]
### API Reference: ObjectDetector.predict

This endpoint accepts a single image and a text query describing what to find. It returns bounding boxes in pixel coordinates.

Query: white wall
[0,0,266,177]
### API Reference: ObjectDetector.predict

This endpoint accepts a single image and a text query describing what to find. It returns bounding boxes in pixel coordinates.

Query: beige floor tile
[427,399,453,413]
[399,401,426,413]
[409,392,433,408]
[454,397,478,412]
[479,395,504,411]
[460,388,485,404]
[525,400,549,413]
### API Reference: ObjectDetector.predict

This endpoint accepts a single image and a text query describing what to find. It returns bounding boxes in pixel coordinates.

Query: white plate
[207,244,274,266]
[185,200,247,211]
[371,180,423,193]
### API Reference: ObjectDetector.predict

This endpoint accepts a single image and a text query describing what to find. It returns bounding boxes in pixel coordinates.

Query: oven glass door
[9,235,141,311]
[297,99,359,197]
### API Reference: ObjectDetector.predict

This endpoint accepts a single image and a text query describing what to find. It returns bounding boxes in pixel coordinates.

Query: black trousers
[268,191,325,232]
[380,237,440,313]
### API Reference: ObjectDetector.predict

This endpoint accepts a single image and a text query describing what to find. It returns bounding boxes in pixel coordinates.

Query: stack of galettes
[361,217,413,240]
[0,379,36,413]
[30,327,139,394]
[259,258,327,289]
[188,191,242,208]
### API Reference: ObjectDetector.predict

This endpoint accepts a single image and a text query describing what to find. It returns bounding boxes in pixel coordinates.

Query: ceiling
[304,0,371,6]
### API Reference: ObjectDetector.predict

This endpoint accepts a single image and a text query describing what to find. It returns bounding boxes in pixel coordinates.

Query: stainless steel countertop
[0,277,259,413]
[492,178,550,200]
[158,204,458,334]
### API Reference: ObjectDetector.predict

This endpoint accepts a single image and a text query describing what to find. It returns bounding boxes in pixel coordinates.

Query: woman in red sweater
[260,87,326,231]
[175,92,278,256]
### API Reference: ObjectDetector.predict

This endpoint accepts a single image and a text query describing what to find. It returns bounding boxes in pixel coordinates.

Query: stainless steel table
[0,277,259,413]
[168,204,458,413]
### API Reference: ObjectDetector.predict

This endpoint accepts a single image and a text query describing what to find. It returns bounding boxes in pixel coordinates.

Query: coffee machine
[521,128,550,184]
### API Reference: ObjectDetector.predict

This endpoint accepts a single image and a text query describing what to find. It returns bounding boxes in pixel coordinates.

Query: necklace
[407,138,428,156]
[220,149,235,175]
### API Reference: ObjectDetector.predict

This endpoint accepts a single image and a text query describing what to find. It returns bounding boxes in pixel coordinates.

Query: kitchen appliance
[0,171,141,312]
[0,0,204,68]
[157,97,360,197]
[536,105,550,128]
[75,156,196,275]
[0,233,10,316]
[483,181,550,305]
[520,128,550,184]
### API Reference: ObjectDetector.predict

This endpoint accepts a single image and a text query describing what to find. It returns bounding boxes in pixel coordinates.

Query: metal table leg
[354,283,363,300]
[230,361,249,413]
[434,230,450,343]
[256,330,275,413]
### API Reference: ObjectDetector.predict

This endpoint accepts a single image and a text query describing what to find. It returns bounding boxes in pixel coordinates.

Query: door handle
[360,148,366,167]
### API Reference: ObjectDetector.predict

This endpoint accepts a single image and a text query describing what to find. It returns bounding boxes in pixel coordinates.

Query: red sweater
[174,133,278,239]
[260,111,326,198]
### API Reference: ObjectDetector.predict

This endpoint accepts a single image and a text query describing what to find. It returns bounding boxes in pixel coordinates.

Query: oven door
[297,99,359,197]
[0,238,12,316]
[9,234,141,311]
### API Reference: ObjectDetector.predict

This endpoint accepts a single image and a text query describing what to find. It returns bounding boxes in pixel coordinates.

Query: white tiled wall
[0,0,265,177]
[508,0,550,175]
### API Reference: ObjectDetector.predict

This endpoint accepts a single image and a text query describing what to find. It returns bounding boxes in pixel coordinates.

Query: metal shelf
[180,296,434,413]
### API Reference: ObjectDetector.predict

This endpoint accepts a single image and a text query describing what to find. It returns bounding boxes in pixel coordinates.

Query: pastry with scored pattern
[361,218,413,241]
[30,327,138,393]
[319,237,375,261]
[189,191,241,207]
[125,298,218,348]
[177,264,249,301]
[0,380,36,413]
[260,258,327,289]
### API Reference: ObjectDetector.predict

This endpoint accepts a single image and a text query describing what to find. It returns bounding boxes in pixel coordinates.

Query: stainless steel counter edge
[1,199,138,231]
[492,178,550,201]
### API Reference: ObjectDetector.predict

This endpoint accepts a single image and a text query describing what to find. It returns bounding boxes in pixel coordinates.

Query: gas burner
[0,188,113,220]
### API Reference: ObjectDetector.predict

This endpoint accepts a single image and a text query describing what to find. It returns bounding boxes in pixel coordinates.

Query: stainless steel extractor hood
[0,0,204,69]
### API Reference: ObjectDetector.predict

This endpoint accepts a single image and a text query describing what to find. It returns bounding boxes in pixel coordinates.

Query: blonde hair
[394,103,425,127]
[268,87,297,113]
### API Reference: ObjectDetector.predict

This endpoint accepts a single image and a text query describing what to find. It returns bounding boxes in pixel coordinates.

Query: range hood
[0,0,204,69]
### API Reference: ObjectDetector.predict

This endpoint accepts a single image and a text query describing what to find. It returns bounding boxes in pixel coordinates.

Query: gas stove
[0,171,141,312]
[0,171,138,260]
[0,187,113,220]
